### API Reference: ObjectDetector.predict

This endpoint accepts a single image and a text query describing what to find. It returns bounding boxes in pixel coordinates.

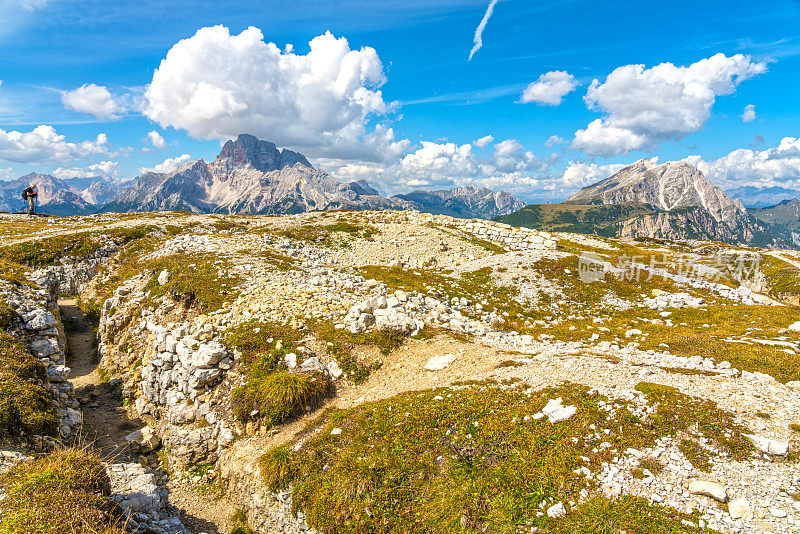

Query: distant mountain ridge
[727,186,800,209]
[2,135,522,220]
[498,159,791,248]
[390,186,524,220]
[0,173,121,215]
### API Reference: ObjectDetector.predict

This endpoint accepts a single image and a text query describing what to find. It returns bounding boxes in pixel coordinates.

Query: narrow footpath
[61,299,235,534]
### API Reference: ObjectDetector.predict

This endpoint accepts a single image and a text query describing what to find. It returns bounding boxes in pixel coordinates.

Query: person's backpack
[21,190,27,200]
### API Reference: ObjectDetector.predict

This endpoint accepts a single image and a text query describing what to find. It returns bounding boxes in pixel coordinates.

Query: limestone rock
[728,497,752,519]
[688,480,727,502]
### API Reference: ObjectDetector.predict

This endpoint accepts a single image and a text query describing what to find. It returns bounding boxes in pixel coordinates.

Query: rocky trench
[1,251,191,534]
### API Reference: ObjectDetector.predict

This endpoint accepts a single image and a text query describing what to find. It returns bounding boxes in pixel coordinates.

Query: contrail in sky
[469,0,500,61]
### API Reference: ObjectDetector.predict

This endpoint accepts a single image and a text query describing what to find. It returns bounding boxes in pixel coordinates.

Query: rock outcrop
[106,135,395,215]
[564,159,777,246]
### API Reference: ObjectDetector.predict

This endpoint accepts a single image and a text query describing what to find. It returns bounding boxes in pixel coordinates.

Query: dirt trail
[767,250,800,270]
[61,299,235,534]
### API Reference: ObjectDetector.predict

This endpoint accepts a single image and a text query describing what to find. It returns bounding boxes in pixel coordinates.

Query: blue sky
[0,0,799,200]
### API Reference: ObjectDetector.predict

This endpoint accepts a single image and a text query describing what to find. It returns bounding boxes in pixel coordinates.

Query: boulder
[46,365,70,382]
[373,308,417,334]
[688,480,727,502]
[30,338,59,357]
[424,354,454,371]
[540,397,577,423]
[728,497,752,519]
[745,434,789,456]
[124,426,161,453]
[25,311,56,331]
[186,341,227,368]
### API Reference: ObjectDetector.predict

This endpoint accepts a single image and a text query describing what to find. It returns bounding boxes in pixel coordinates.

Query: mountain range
[1,135,522,221]
[498,159,794,248]
[725,185,800,209]
[0,173,121,216]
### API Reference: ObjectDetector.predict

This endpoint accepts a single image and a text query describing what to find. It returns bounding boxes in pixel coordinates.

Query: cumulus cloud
[545,135,565,148]
[143,26,398,161]
[572,53,767,157]
[520,71,578,106]
[358,138,553,197]
[61,84,124,121]
[694,137,800,188]
[0,125,109,164]
[741,104,756,123]
[559,161,626,189]
[139,154,193,175]
[469,0,499,61]
[52,160,120,179]
[145,130,166,149]
[473,135,494,148]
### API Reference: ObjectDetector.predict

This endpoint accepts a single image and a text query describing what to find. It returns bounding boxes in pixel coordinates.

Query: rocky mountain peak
[214,134,312,173]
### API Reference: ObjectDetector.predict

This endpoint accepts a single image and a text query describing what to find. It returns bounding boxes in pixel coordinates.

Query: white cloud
[52,160,120,179]
[61,84,124,121]
[139,154,193,175]
[520,71,578,106]
[545,135,565,148]
[560,161,626,189]
[694,137,800,188]
[0,125,109,164]
[572,53,767,157]
[348,138,553,197]
[144,26,399,162]
[741,104,756,123]
[0,167,13,180]
[473,135,494,148]
[145,130,166,149]
[469,0,499,61]
[21,0,48,10]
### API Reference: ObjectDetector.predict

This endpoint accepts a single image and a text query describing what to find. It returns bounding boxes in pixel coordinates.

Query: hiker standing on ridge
[22,184,37,215]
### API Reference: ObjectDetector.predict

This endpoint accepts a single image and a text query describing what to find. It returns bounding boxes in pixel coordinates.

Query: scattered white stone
[745,434,789,456]
[424,354,454,371]
[728,498,752,519]
[688,480,727,502]
[546,502,566,518]
[157,269,170,285]
[540,397,577,423]
[770,507,788,518]
[331,427,342,436]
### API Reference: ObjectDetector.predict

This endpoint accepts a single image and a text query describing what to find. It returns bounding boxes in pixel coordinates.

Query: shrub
[0,330,58,437]
[0,448,126,533]
[232,371,332,426]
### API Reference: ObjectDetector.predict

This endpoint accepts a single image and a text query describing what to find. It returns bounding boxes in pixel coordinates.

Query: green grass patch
[276,221,379,248]
[0,447,126,533]
[0,225,157,268]
[635,382,753,462]
[637,305,800,383]
[232,371,332,425]
[549,495,705,534]
[226,321,333,425]
[258,248,299,270]
[142,253,239,313]
[258,382,711,533]
[678,439,713,472]
[0,299,14,329]
[230,510,257,534]
[0,329,58,437]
